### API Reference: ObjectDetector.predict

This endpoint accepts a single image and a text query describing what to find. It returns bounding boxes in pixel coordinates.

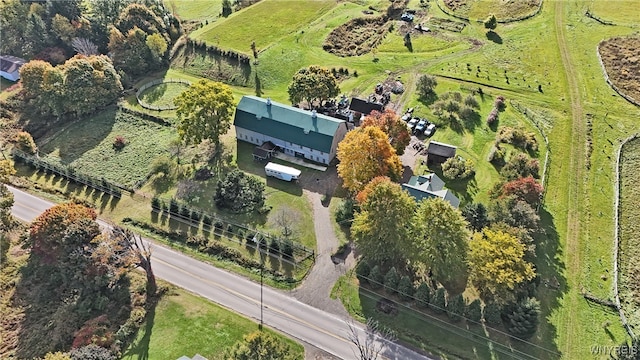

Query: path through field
[554,1,586,355]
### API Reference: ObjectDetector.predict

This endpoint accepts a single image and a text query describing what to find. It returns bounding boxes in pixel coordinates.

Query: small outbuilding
[348,97,384,116]
[426,140,457,165]
[402,173,460,208]
[0,55,26,82]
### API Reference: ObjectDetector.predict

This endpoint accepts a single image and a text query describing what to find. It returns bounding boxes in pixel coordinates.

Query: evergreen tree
[369,265,383,290]
[384,267,400,295]
[430,288,446,314]
[446,294,465,322]
[504,297,540,339]
[355,259,371,283]
[397,276,414,301]
[465,299,483,323]
[415,282,431,309]
[484,302,502,326]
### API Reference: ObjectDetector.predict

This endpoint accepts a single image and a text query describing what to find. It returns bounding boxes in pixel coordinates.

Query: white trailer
[264,162,302,182]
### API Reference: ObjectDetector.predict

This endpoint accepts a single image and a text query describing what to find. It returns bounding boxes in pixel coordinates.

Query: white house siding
[235,127,331,164]
[0,70,19,82]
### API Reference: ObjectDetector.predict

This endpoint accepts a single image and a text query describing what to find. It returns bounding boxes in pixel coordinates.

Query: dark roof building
[0,55,26,82]
[402,173,460,208]
[426,140,457,165]
[348,97,384,115]
[234,96,348,164]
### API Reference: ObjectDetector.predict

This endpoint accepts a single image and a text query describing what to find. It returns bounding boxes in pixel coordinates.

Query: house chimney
[266,97,272,106]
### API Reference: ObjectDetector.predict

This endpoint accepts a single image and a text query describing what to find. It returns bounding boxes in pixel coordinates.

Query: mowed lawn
[190,0,335,54]
[122,287,304,360]
[138,82,190,108]
[38,108,175,187]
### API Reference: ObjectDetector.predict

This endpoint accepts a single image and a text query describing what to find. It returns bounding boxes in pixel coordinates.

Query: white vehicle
[265,162,302,182]
[424,123,436,137]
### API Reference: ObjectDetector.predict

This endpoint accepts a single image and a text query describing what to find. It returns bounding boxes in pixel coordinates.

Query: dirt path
[291,191,355,318]
[554,1,586,355]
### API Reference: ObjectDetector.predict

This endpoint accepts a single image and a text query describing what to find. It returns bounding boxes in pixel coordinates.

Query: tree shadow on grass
[486,31,503,44]
[122,296,158,360]
[418,92,438,107]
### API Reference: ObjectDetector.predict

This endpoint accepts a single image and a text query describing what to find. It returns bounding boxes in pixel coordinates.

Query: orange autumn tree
[361,109,411,155]
[337,126,403,193]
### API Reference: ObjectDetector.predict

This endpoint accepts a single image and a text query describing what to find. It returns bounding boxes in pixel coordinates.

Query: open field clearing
[138,82,190,108]
[38,109,174,187]
[191,0,335,54]
[587,0,640,26]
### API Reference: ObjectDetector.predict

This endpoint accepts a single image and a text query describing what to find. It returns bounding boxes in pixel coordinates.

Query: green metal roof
[234,96,345,153]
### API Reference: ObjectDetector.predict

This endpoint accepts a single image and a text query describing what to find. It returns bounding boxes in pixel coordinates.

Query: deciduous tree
[175,80,235,150]
[416,74,437,99]
[337,127,403,193]
[468,228,535,303]
[214,168,265,213]
[413,198,471,291]
[498,176,544,206]
[351,179,416,267]
[0,160,16,231]
[287,65,339,108]
[361,109,411,155]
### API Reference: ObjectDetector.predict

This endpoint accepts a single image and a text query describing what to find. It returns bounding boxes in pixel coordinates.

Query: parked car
[424,123,436,137]
[406,107,414,114]
[401,113,411,122]
[407,118,419,130]
[401,13,414,22]
[415,119,427,134]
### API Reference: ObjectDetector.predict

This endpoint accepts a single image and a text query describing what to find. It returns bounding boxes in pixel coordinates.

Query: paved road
[8,186,432,360]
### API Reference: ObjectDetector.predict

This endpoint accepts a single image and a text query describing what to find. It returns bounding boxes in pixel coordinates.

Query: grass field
[122,286,304,360]
[588,0,640,25]
[166,0,223,22]
[191,0,335,54]
[138,82,190,108]
[37,108,175,187]
[618,137,640,331]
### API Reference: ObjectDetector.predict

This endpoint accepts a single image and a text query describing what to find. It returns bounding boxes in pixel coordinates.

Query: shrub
[214,220,224,230]
[15,131,37,154]
[179,205,190,219]
[203,214,213,226]
[442,156,475,180]
[190,210,201,223]
[113,135,126,150]
[397,276,414,301]
[236,228,245,241]
[282,239,294,258]
[465,299,483,323]
[487,145,505,164]
[335,198,356,225]
[415,282,431,308]
[70,344,115,360]
[494,95,506,111]
[446,294,465,322]
[269,237,280,254]
[356,259,371,282]
[501,153,540,180]
[496,126,538,151]
[150,155,173,177]
[430,288,446,314]
[486,108,499,126]
[169,198,179,214]
[369,265,383,289]
[484,302,502,325]
[151,197,161,210]
[226,223,234,235]
[384,267,399,295]
[464,94,480,109]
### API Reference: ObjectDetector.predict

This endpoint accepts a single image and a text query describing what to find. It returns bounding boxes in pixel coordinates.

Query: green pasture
[37,108,175,187]
[587,0,640,25]
[191,0,336,54]
[123,286,304,360]
[166,0,222,22]
[138,82,190,108]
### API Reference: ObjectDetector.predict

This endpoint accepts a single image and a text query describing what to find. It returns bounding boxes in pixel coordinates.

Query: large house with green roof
[234,96,348,165]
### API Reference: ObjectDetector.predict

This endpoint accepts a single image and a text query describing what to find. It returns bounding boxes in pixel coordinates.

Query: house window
[250,137,253,142]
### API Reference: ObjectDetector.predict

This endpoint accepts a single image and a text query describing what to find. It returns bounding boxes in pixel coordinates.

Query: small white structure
[265,162,301,182]
[0,55,26,81]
